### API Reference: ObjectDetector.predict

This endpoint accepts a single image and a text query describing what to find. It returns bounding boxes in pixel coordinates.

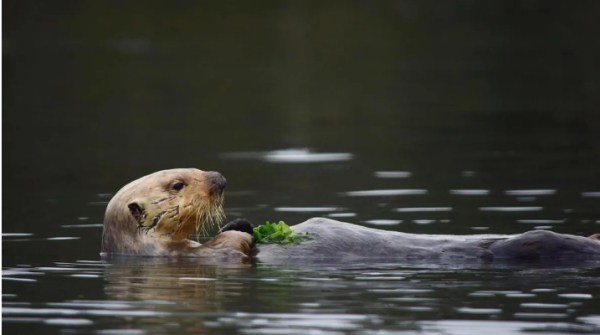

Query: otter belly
[254,218,600,262]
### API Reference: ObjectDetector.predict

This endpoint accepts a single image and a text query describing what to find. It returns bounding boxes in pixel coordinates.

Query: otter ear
[128,202,144,221]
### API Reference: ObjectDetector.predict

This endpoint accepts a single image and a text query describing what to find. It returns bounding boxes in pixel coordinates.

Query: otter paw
[218,218,255,236]
[211,230,254,256]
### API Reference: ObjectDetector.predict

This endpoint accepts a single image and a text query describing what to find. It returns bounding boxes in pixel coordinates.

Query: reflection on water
[4,257,600,334]
[375,171,413,179]
[343,189,428,196]
[222,148,354,163]
[274,206,343,212]
[450,190,491,196]
[479,207,543,212]
[396,207,453,212]
[363,219,402,226]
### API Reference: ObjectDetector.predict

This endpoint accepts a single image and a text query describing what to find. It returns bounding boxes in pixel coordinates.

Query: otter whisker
[169,198,203,240]
[167,206,179,219]
[150,197,174,205]
[176,202,195,231]
[151,211,167,228]
[161,194,226,241]
[194,200,206,240]
[200,203,213,236]
[197,196,225,239]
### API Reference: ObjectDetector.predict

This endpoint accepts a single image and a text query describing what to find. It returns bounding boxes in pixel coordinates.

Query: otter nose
[205,171,227,196]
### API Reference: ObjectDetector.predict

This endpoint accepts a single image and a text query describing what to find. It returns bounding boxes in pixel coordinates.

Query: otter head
[101,168,227,254]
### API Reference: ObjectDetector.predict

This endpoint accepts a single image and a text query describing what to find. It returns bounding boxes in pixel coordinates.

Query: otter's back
[254,218,498,262]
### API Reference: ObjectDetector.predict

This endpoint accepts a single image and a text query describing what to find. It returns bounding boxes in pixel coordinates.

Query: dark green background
[4,1,600,238]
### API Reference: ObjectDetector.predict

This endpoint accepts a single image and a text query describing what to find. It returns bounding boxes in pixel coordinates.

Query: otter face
[107,169,227,242]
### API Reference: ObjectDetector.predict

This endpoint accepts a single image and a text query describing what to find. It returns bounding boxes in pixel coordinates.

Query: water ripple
[327,213,356,218]
[558,293,593,299]
[363,220,402,225]
[221,148,353,163]
[396,207,452,212]
[61,224,103,228]
[520,303,569,309]
[2,307,169,317]
[343,189,427,197]
[457,307,502,314]
[517,219,565,224]
[505,189,557,196]
[374,171,412,178]
[44,318,93,325]
[514,312,568,319]
[274,207,342,212]
[449,189,490,195]
[2,233,34,237]
[479,207,543,212]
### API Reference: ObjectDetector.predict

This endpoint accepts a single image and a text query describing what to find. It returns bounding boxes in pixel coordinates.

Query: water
[3,1,600,334]
[3,259,600,334]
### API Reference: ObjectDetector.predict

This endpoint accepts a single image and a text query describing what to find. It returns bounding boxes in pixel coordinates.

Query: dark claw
[218,218,255,236]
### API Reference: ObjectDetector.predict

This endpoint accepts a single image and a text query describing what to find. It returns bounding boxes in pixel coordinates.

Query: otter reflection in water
[104,258,252,307]
[101,168,600,261]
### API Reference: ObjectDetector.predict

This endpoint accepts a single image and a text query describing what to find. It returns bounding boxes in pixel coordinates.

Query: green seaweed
[252,221,312,244]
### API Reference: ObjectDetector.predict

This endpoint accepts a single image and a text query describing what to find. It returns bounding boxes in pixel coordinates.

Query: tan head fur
[101,168,227,255]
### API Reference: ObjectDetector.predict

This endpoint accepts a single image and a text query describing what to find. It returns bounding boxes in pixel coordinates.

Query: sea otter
[101,168,600,261]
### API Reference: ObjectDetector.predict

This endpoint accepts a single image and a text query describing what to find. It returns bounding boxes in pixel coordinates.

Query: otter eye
[172,181,185,191]
[128,202,143,219]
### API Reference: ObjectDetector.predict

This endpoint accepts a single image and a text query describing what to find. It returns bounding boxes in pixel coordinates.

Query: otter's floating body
[101,169,600,262]
[254,218,600,262]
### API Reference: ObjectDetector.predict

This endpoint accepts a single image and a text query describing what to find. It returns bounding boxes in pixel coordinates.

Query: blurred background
[3,0,600,259]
